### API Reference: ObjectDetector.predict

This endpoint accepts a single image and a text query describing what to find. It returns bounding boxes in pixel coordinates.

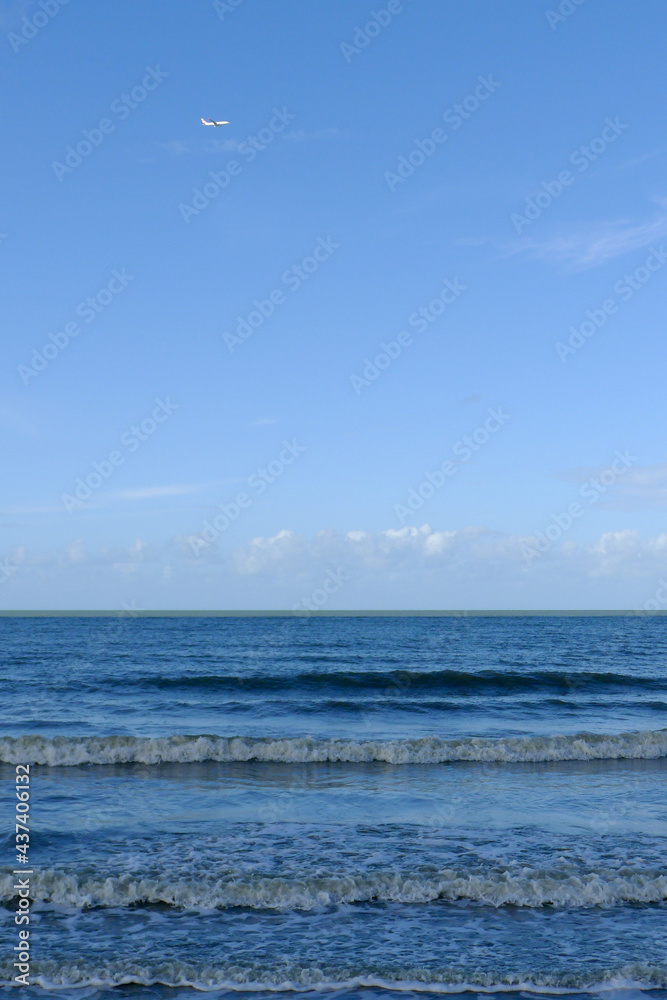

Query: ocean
[0,615,665,1000]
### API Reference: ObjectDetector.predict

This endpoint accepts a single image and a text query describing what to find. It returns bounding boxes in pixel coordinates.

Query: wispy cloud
[0,504,65,515]
[561,461,667,510]
[1,484,215,517]
[452,235,496,247]
[161,127,340,159]
[112,484,203,501]
[161,137,240,157]
[282,127,342,143]
[507,213,667,269]
[161,139,195,157]
[611,151,660,173]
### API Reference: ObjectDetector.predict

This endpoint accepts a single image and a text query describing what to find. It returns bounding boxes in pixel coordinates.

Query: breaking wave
[2,866,665,911]
[4,960,667,992]
[1,728,666,766]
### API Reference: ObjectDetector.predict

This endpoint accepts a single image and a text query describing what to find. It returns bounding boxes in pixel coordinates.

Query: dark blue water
[0,616,665,999]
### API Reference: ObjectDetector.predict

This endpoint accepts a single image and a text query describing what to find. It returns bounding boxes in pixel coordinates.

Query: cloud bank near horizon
[2,524,667,611]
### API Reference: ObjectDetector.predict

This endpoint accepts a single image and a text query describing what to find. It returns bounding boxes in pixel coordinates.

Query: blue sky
[2,0,667,609]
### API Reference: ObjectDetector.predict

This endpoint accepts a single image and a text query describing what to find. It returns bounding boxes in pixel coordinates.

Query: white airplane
[201,117,229,127]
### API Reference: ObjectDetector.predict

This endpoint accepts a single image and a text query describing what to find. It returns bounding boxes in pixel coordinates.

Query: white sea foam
[2,866,665,910]
[5,960,666,992]
[1,728,666,766]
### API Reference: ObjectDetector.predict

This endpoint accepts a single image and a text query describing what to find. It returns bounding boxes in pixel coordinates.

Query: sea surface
[0,615,665,1000]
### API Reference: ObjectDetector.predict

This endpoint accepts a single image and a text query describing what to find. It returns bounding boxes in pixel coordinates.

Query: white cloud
[161,139,194,157]
[1,484,219,517]
[5,524,667,576]
[113,484,202,501]
[0,504,68,515]
[507,214,667,269]
[561,461,667,510]
[282,128,342,143]
[225,525,667,598]
[4,526,667,609]
[65,539,87,564]
[161,136,240,157]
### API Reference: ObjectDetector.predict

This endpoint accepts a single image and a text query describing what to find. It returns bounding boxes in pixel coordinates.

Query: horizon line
[0,609,662,617]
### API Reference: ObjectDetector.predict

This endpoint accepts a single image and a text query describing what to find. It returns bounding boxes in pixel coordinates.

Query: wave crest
[1,728,666,766]
[138,667,667,695]
[4,959,666,992]
[2,866,665,911]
